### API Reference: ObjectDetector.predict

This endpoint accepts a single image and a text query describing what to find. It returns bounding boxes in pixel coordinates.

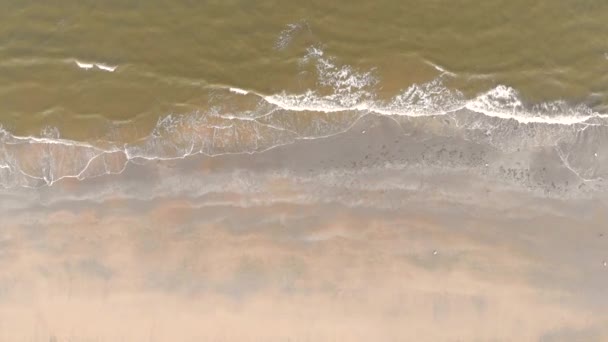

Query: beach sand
[1,114,608,341]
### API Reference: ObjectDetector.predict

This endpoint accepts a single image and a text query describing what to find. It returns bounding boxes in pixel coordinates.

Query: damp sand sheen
[2,1,608,341]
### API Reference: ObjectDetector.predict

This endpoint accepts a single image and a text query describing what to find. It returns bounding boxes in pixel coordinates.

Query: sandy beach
[2,114,608,341]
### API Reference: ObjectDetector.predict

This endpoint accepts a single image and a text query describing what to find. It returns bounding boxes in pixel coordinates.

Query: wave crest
[2,46,608,188]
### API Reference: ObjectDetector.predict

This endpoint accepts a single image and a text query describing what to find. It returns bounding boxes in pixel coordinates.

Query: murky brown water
[2,1,608,135]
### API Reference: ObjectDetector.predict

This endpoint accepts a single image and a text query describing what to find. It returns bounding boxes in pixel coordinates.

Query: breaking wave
[1,45,608,189]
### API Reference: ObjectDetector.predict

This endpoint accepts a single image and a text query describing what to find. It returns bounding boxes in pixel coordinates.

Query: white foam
[377,78,465,116]
[242,46,607,125]
[465,86,608,125]
[95,63,117,72]
[263,91,372,113]
[275,21,308,50]
[229,87,249,95]
[288,47,608,125]
[74,60,117,72]
[258,47,378,113]
[260,80,608,126]
[75,60,94,70]
[426,61,457,77]
[309,46,376,91]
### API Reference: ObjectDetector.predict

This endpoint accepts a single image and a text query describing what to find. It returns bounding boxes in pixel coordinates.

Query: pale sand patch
[0,202,606,341]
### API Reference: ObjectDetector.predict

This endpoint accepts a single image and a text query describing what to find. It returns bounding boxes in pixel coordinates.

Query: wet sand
[1,115,608,341]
